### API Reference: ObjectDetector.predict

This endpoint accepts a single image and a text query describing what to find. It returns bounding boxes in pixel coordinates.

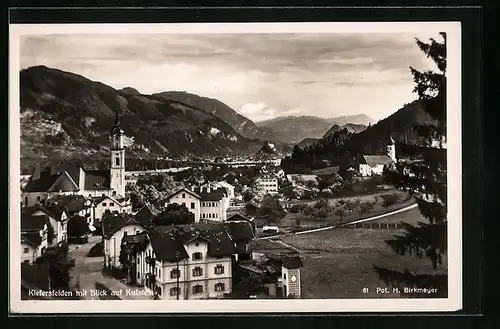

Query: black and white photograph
[9,22,462,313]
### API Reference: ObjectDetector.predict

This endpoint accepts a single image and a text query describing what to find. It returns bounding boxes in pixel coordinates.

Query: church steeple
[110,109,125,197]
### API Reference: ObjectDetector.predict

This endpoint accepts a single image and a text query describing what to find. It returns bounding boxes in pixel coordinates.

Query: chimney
[32,166,42,181]
[205,185,211,193]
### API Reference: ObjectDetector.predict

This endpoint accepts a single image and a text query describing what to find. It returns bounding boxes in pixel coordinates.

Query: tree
[119,236,131,273]
[344,199,359,214]
[334,206,346,223]
[357,201,375,219]
[381,193,399,210]
[67,215,89,238]
[154,203,195,226]
[258,195,285,225]
[36,244,75,289]
[126,182,145,209]
[242,191,254,202]
[46,221,55,245]
[375,33,448,297]
[282,187,298,200]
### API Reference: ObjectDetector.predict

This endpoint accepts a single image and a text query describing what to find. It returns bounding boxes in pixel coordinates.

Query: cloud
[19,32,443,121]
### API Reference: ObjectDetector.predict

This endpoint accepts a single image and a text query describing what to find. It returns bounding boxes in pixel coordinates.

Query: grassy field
[280,190,415,230]
[256,208,448,299]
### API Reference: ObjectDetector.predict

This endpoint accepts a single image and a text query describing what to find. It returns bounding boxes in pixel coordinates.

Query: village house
[164,185,230,223]
[102,213,145,269]
[21,111,127,207]
[359,136,397,177]
[225,213,256,261]
[21,213,49,264]
[133,203,160,228]
[22,203,69,248]
[254,173,279,195]
[133,224,236,300]
[93,194,133,223]
[236,253,303,298]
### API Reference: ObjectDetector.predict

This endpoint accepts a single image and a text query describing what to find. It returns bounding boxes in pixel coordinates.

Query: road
[69,236,152,300]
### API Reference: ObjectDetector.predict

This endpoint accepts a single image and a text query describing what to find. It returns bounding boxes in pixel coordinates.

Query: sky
[20,32,441,122]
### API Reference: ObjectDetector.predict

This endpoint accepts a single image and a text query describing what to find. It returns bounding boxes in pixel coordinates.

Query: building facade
[135,225,236,300]
[255,173,279,195]
[21,111,127,207]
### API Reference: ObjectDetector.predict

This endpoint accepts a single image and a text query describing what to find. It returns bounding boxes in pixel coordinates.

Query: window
[192,285,203,294]
[23,260,29,264]
[170,269,180,279]
[170,287,180,297]
[110,203,114,207]
[115,157,120,166]
[190,202,195,209]
[202,213,205,219]
[24,196,28,205]
[137,272,140,280]
[138,257,141,264]
[23,247,29,254]
[102,202,107,207]
[192,267,203,277]
[124,231,128,237]
[192,252,203,261]
[182,193,186,198]
[214,265,224,275]
[215,283,225,292]
[283,273,286,280]
[158,269,161,279]
[37,196,41,201]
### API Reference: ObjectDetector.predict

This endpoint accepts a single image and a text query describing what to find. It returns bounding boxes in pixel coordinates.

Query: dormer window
[192,252,203,261]
[115,157,120,166]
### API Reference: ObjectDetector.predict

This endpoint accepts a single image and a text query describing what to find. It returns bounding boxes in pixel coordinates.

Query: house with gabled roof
[359,136,397,177]
[133,203,160,228]
[22,111,128,207]
[134,223,237,300]
[21,213,49,264]
[102,212,145,269]
[164,184,230,223]
[93,194,132,223]
[22,203,69,247]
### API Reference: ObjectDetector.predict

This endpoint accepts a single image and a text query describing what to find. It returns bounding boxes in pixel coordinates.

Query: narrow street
[69,236,152,300]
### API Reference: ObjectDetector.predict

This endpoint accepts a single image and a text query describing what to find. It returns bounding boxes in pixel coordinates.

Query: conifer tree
[375,33,448,297]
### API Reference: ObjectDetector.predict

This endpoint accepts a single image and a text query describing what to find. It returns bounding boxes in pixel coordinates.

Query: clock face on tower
[291,275,297,283]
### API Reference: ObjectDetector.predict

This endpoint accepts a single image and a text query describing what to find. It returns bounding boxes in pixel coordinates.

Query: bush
[87,242,104,257]
[380,193,399,209]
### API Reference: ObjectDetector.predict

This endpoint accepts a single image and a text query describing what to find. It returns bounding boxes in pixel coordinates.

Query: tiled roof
[134,203,160,227]
[22,232,43,247]
[47,172,79,192]
[21,214,47,232]
[23,172,61,192]
[148,224,237,262]
[227,213,253,222]
[149,229,190,262]
[23,204,67,222]
[281,255,303,269]
[199,187,228,201]
[84,170,110,190]
[45,195,88,214]
[362,155,394,167]
[167,187,201,201]
[225,221,254,240]
[102,213,142,239]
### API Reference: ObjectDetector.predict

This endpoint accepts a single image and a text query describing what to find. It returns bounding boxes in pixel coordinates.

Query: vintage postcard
[9,21,462,313]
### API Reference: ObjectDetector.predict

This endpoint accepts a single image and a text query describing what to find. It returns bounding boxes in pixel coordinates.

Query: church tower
[387,136,397,162]
[110,110,126,197]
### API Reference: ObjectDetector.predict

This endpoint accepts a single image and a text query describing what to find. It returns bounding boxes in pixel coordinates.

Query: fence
[344,222,405,229]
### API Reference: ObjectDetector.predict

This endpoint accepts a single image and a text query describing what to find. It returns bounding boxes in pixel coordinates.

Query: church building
[358,136,397,177]
[22,111,128,207]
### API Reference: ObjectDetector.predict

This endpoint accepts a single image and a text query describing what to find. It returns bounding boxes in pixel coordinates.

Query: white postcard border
[9,21,462,313]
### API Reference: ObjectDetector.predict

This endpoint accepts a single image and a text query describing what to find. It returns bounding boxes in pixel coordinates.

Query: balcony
[145,256,157,266]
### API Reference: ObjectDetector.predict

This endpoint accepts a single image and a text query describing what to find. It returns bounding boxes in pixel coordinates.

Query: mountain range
[255,114,373,143]
[20,66,267,167]
[19,65,375,171]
